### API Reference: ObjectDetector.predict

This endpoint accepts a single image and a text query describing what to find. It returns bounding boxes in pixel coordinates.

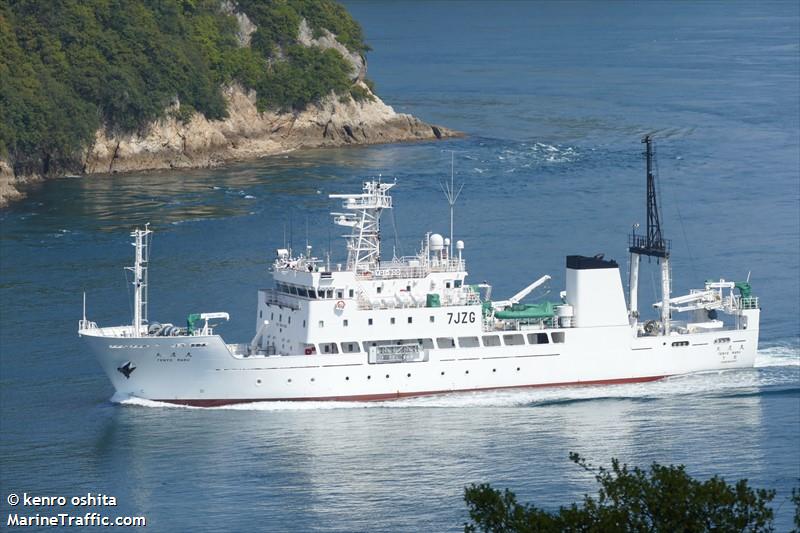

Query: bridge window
[343,320,349,327]
[368,318,373,326]
[454,280,462,288]
[349,289,354,297]
[408,317,413,324]
[503,334,525,346]
[337,290,343,298]
[341,342,359,353]
[318,320,324,328]
[320,343,339,354]
[437,337,456,349]
[445,282,451,289]
[527,333,549,344]
[482,335,501,347]
[377,286,382,294]
[552,332,565,343]
[429,315,435,323]
[391,317,396,325]
[458,336,480,348]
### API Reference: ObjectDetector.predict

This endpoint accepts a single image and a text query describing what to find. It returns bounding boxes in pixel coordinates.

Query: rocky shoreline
[0,83,458,207]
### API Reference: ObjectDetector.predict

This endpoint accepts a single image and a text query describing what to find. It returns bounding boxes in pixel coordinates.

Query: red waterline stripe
[154,374,671,407]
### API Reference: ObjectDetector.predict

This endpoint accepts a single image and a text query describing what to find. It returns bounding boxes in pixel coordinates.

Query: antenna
[440,151,464,258]
[629,136,669,259]
[288,213,293,255]
[125,223,152,336]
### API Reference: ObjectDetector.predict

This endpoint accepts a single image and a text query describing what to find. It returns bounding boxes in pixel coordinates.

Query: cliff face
[0,85,455,206]
[82,83,453,175]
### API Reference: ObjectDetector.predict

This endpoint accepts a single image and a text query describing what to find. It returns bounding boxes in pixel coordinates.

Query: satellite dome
[456,240,464,250]
[429,233,444,251]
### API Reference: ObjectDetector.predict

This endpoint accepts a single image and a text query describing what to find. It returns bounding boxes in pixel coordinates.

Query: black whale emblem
[117,361,136,379]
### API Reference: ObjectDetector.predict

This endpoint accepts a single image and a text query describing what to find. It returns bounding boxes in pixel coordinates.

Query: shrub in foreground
[464,453,793,532]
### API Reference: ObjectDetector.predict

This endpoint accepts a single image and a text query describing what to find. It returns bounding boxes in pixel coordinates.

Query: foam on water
[754,342,800,368]
[110,342,798,411]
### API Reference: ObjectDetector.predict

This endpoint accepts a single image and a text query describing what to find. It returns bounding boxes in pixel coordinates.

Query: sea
[1,1,798,531]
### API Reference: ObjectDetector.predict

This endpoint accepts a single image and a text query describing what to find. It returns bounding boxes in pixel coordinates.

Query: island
[0,0,458,206]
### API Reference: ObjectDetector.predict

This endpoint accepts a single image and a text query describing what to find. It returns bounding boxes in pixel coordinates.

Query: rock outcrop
[82,82,455,175]
[0,5,460,207]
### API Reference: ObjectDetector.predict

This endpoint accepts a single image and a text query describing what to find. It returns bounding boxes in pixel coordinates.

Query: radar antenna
[330,180,394,274]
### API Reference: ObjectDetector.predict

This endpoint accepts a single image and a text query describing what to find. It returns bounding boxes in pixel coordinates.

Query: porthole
[516,367,520,371]
[345,376,349,381]
[492,368,496,372]
[407,373,411,378]
[385,374,390,379]
[465,370,469,375]
[288,378,292,383]
[440,371,445,376]
[311,377,315,382]
[367,375,371,380]
[256,379,262,385]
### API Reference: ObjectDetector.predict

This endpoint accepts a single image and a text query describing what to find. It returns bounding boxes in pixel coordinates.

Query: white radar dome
[444,237,451,246]
[456,240,464,250]
[429,233,444,251]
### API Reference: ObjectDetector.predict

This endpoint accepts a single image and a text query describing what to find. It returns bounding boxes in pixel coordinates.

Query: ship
[79,136,760,406]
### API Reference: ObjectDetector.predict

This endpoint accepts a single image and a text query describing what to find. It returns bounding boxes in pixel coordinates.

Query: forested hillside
[0,0,371,176]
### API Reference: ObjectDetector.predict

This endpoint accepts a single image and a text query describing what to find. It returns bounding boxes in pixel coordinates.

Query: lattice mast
[628,135,671,332]
[126,224,152,335]
[330,181,394,273]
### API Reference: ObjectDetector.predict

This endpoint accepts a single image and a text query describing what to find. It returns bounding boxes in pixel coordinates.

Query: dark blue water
[1,1,798,531]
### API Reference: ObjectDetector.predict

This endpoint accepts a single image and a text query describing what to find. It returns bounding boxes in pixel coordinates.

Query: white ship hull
[82,323,758,406]
[80,155,762,406]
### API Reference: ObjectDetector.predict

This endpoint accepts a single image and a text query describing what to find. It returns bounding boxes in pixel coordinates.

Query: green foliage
[464,453,780,533]
[290,0,370,54]
[0,0,370,176]
[255,45,351,112]
[350,84,375,103]
[793,487,800,532]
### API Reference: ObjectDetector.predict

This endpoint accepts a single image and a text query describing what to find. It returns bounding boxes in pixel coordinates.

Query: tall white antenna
[126,223,152,336]
[440,151,464,258]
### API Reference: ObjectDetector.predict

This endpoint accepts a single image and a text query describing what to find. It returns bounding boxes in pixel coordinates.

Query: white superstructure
[79,138,760,406]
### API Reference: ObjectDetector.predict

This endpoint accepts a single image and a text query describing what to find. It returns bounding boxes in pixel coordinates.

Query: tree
[464,453,782,533]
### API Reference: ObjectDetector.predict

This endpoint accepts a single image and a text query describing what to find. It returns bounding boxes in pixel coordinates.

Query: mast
[126,224,152,335]
[441,151,464,259]
[330,181,394,274]
[628,136,671,333]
